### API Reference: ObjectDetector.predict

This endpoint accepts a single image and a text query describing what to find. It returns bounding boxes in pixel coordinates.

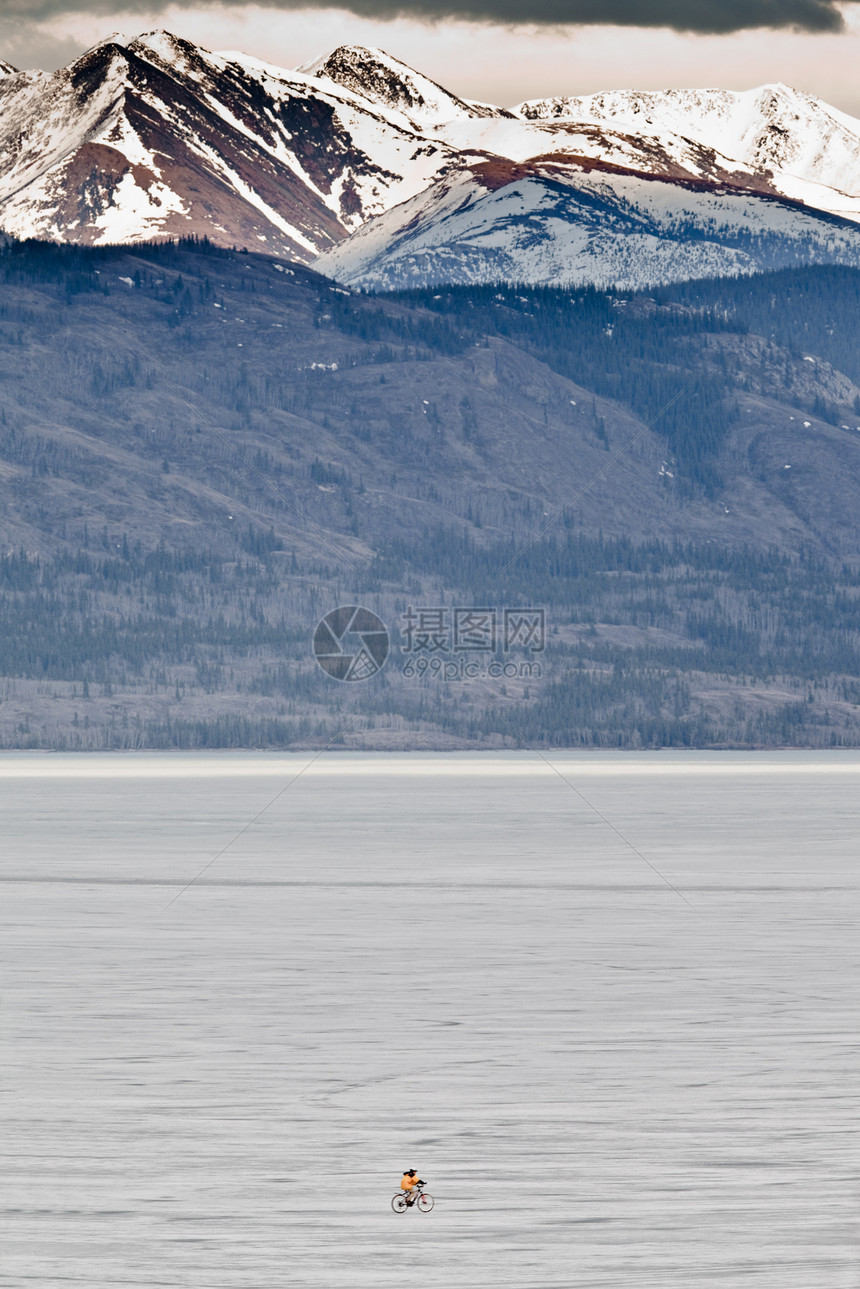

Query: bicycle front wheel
[416,1192,434,1212]
[391,1194,408,1214]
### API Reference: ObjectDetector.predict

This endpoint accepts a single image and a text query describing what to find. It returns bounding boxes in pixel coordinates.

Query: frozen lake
[2,752,858,1288]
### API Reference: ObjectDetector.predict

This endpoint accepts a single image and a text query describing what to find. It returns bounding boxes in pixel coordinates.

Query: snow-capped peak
[298,45,498,124]
[0,59,19,77]
[126,30,199,69]
[79,32,130,57]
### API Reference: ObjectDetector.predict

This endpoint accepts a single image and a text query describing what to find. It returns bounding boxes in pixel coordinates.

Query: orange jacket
[401,1172,420,1191]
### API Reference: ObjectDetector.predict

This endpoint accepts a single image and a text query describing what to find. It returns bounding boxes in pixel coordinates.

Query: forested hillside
[1,238,860,749]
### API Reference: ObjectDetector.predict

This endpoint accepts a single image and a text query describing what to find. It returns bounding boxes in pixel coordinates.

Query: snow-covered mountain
[1,33,860,289]
[315,156,860,291]
[298,44,508,124]
[0,34,464,258]
[515,84,860,222]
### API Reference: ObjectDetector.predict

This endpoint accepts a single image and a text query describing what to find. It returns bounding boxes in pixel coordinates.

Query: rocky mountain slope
[0,34,464,260]
[2,35,860,288]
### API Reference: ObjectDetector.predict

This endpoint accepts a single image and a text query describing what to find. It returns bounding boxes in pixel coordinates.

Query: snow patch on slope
[88,170,188,243]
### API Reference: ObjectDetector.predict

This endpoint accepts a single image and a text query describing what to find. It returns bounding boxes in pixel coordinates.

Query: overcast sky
[2,1,859,114]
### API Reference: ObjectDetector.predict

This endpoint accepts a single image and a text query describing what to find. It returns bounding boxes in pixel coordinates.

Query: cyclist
[400,1169,424,1206]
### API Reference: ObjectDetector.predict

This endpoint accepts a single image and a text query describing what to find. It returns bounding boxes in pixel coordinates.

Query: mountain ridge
[1,33,860,289]
[514,83,860,219]
[0,34,466,259]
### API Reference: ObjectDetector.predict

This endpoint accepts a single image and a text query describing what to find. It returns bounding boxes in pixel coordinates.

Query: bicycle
[391,1182,434,1213]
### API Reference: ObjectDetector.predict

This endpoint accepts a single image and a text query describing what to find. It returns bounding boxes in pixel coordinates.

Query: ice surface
[2,752,858,1288]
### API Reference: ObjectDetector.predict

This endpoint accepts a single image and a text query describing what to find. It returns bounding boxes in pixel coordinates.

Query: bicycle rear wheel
[416,1192,434,1212]
[391,1194,408,1213]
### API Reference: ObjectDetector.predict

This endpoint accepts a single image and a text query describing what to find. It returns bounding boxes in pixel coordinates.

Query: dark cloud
[321,0,852,30]
[0,0,853,34]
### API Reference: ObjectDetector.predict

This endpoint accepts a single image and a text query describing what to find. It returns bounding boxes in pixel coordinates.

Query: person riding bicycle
[401,1169,424,1206]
